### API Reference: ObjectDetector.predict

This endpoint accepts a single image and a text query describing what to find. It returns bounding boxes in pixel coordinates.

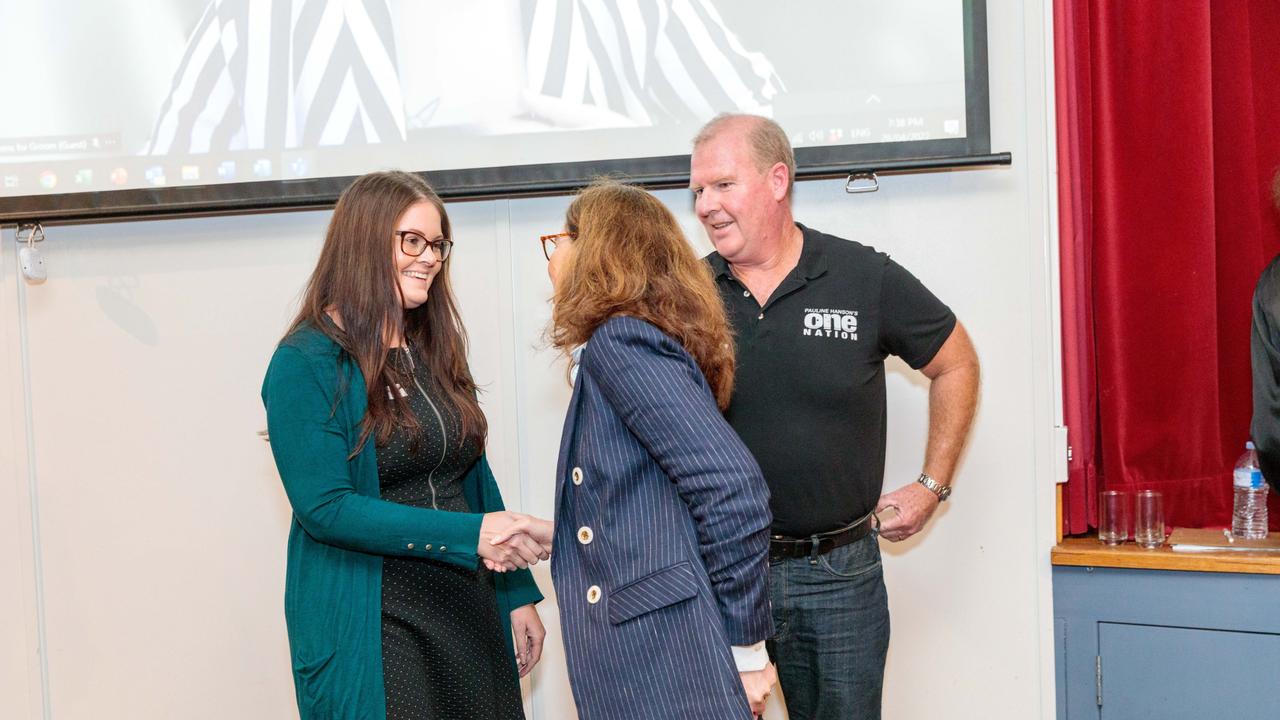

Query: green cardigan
[261,325,542,720]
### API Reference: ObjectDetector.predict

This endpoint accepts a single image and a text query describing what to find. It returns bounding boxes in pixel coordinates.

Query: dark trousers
[767,533,890,720]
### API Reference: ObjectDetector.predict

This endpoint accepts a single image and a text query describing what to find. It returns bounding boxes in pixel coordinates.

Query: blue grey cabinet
[1053,565,1280,719]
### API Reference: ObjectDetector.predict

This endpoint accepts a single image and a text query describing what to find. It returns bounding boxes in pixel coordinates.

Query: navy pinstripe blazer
[551,316,773,720]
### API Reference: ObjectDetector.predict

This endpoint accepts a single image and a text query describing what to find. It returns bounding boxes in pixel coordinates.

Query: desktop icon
[39,171,57,189]
[74,169,93,185]
[216,160,236,180]
[145,166,166,186]
[253,158,272,178]
[3,175,18,189]
[110,167,128,185]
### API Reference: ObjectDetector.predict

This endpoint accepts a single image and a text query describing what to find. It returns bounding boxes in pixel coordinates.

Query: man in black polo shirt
[689,113,980,720]
[1251,172,1280,487]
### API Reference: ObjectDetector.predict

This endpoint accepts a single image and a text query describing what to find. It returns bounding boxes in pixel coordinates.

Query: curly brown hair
[550,181,736,408]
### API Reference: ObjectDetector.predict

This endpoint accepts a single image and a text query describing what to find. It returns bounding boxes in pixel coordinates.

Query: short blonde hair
[693,113,795,197]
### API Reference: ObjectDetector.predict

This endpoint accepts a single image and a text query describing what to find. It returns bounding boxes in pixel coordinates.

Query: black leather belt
[768,511,878,562]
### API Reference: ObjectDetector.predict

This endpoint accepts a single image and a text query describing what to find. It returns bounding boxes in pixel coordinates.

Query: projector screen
[0,0,994,222]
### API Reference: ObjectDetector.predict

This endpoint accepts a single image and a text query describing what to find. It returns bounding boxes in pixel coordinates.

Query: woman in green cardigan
[262,171,549,720]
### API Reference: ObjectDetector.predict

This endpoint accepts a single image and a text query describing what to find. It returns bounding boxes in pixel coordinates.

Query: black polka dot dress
[377,348,524,720]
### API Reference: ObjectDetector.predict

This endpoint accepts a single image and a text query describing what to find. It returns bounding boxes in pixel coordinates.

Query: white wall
[2,223,43,720]
[0,0,1059,717]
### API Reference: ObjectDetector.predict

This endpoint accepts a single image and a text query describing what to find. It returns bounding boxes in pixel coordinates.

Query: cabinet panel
[1055,618,1068,720]
[1098,622,1280,719]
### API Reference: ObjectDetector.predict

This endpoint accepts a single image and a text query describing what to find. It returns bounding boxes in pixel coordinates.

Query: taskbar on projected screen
[781,97,969,151]
[0,113,972,198]
[0,149,326,198]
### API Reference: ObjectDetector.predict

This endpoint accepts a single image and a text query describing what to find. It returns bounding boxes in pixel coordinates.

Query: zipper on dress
[411,374,448,510]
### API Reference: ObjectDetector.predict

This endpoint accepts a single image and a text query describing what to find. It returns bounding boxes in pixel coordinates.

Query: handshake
[479,511,555,572]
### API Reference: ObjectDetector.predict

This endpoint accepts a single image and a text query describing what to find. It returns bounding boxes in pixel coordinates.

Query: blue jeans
[767,533,890,720]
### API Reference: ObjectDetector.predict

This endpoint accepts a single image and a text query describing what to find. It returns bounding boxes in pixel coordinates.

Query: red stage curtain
[1055,0,1280,532]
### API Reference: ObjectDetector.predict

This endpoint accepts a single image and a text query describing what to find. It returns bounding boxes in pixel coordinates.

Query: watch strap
[916,472,951,501]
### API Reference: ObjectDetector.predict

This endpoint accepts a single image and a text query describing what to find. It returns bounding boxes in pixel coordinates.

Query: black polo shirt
[708,224,956,537]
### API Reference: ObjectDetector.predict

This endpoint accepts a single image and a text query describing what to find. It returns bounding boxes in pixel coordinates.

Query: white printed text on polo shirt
[803,308,858,340]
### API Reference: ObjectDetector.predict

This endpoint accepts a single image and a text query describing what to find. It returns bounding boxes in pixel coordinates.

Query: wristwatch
[916,472,952,502]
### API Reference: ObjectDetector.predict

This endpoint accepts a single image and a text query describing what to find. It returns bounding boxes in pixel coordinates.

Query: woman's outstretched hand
[479,512,554,572]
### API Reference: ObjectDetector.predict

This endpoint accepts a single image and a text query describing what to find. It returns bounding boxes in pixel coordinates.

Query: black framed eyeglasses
[395,230,452,261]
[539,231,576,261]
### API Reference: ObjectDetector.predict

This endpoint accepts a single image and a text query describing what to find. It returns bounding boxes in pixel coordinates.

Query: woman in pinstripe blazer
[538,182,776,718]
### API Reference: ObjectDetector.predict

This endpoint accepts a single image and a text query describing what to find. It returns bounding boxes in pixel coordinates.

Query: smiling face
[689,122,791,263]
[393,200,445,310]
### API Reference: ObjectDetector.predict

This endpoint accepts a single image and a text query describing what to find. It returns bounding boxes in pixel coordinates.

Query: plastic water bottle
[1232,441,1269,539]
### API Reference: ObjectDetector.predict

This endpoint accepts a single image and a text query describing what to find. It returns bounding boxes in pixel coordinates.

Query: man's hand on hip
[875,482,940,542]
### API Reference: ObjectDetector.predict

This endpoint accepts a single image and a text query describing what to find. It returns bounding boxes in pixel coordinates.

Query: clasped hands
[479,511,554,572]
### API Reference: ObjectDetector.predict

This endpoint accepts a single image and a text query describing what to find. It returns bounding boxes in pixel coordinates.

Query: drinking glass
[1133,490,1165,549]
[1098,490,1131,546]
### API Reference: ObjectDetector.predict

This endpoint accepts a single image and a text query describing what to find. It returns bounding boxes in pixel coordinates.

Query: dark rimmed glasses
[395,230,453,261]
[539,231,576,261]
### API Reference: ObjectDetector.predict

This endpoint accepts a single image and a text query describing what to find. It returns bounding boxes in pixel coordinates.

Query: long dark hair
[550,181,736,408]
[285,170,485,454]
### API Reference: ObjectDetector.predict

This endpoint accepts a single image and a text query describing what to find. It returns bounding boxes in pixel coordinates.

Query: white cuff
[732,641,769,672]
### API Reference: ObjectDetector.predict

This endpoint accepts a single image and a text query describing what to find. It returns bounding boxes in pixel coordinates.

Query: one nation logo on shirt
[802,308,859,341]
